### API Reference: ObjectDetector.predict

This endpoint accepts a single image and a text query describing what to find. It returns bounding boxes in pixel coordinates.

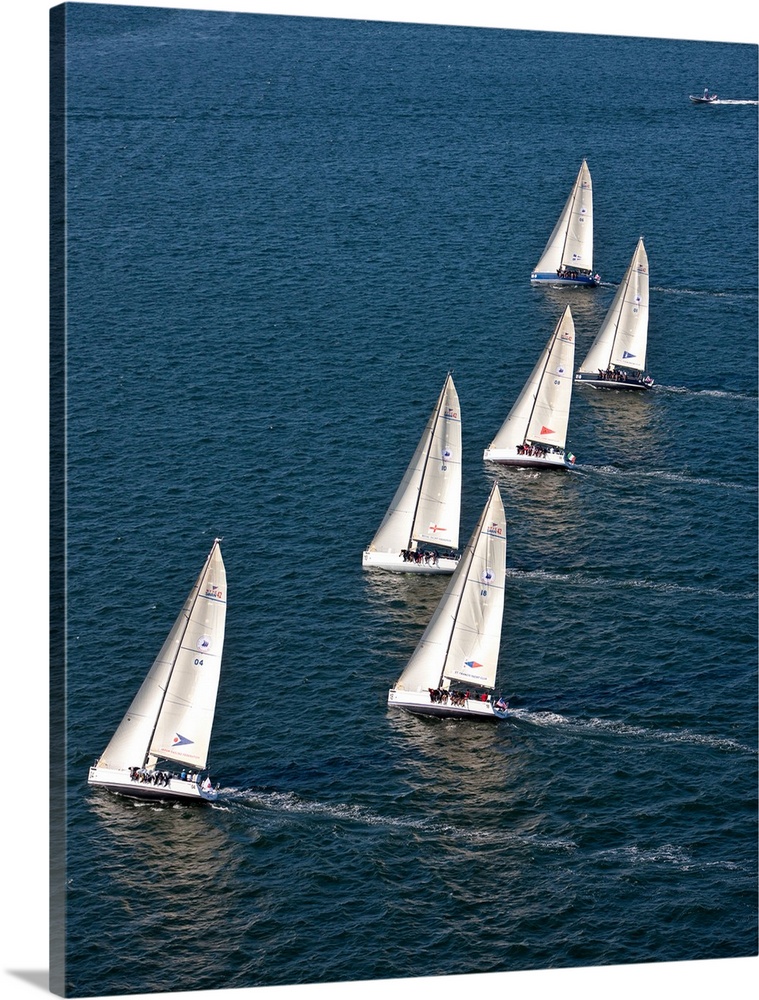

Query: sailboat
[387,481,509,720]
[530,159,600,286]
[362,372,462,574]
[575,237,653,390]
[88,538,227,803]
[483,305,578,468]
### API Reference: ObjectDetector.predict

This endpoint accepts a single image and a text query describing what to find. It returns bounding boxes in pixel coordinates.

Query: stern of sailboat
[483,447,574,469]
[531,272,600,286]
[387,687,505,721]
[362,548,459,574]
[88,763,218,802]
[575,371,653,390]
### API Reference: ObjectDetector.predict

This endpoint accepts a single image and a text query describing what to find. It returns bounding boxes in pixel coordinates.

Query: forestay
[395,482,506,694]
[368,373,462,554]
[578,237,649,374]
[533,159,594,275]
[487,306,576,452]
[95,539,227,772]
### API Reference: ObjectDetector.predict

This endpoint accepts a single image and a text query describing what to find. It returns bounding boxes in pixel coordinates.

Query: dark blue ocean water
[58,4,757,997]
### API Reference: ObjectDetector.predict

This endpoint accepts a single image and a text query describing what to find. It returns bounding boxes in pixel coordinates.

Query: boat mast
[521,334,557,446]
[434,484,495,690]
[406,372,451,552]
[559,160,585,267]
[559,158,591,274]
[143,540,218,770]
[606,265,631,370]
[558,172,581,270]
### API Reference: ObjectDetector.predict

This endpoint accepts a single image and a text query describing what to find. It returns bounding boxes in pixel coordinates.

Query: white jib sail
[96,539,227,772]
[395,482,506,693]
[578,238,649,374]
[368,373,462,553]
[533,159,594,274]
[487,306,576,451]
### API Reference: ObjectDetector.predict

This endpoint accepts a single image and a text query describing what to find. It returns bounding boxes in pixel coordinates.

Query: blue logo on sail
[622,351,636,359]
[172,733,194,748]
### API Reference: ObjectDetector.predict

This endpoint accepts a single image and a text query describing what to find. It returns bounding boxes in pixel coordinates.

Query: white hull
[388,688,507,721]
[483,446,572,469]
[88,765,218,802]
[362,549,459,574]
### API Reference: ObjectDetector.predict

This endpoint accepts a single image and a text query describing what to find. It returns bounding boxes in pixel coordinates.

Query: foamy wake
[584,462,755,492]
[507,567,756,602]
[656,384,755,402]
[508,708,757,755]
[219,787,579,851]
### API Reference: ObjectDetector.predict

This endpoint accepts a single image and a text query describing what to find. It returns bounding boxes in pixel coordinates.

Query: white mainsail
[578,237,649,375]
[485,305,576,453]
[394,481,506,695]
[367,373,462,555]
[532,159,594,276]
[95,538,227,773]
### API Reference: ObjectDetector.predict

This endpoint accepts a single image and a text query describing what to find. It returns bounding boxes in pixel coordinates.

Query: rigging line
[144,539,218,769]
[408,373,450,551]
[559,168,582,266]
[435,482,498,689]
[607,264,631,367]
[523,316,563,443]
